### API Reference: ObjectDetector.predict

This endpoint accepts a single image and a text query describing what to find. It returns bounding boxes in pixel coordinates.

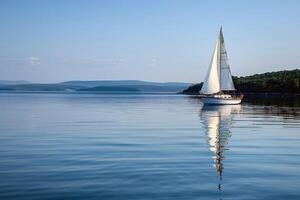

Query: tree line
[181,69,300,94]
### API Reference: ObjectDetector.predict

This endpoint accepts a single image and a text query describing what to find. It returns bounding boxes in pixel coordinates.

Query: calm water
[0,93,300,200]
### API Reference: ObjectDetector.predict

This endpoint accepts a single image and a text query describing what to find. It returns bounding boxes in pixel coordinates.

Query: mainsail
[219,30,235,91]
[200,28,235,94]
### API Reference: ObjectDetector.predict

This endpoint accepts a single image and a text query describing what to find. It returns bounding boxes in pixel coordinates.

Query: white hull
[201,96,242,105]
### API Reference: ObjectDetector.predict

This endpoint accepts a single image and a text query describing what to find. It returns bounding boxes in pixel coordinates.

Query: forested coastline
[181,69,300,95]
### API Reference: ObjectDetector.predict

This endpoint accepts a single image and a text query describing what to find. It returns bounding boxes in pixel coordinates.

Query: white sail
[219,30,235,91]
[200,37,221,94]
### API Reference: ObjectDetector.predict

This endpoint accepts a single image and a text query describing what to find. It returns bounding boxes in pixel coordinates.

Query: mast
[218,27,222,90]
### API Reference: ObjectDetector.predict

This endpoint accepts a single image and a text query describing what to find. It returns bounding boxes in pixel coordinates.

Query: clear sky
[0,0,300,83]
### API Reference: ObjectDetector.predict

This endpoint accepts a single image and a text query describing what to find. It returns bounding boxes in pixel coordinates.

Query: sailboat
[200,28,243,105]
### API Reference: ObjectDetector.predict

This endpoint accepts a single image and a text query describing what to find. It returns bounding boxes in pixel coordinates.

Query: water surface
[0,93,299,200]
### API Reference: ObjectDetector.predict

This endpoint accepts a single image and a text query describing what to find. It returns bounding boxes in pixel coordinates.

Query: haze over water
[0,93,300,200]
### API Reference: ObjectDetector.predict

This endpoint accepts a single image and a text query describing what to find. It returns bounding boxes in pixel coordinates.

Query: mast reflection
[200,105,241,188]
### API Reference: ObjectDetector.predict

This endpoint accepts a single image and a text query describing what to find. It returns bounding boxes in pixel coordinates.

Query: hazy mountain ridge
[61,80,191,87]
[0,80,31,85]
[0,80,191,92]
[0,84,85,91]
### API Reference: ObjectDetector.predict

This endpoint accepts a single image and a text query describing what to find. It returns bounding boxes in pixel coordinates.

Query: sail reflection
[200,105,241,182]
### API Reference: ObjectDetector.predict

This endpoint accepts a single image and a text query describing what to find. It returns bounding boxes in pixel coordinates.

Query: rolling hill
[0,80,191,93]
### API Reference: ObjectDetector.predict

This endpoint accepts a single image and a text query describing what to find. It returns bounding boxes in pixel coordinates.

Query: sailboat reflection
[200,105,241,189]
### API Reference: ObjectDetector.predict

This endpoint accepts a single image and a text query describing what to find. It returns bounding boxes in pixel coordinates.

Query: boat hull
[201,96,242,105]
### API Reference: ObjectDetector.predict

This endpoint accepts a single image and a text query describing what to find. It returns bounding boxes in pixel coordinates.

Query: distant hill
[61,80,190,87]
[0,80,31,85]
[78,85,188,92]
[0,80,191,93]
[0,84,85,91]
[79,86,140,92]
[181,69,300,94]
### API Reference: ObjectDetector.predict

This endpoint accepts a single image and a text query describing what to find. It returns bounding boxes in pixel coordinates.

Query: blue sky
[0,0,300,83]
